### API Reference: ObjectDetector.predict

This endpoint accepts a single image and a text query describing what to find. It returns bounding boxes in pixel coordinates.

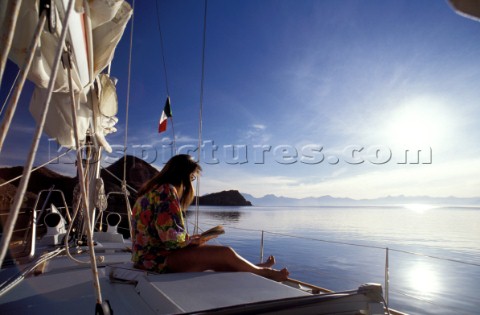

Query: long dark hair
[137,154,202,209]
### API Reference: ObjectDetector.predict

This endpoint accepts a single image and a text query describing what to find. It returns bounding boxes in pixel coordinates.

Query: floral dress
[131,183,190,273]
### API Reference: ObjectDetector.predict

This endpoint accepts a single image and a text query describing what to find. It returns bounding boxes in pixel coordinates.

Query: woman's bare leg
[166,245,289,281]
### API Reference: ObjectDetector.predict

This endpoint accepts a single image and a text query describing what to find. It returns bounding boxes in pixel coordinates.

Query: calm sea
[186,205,480,315]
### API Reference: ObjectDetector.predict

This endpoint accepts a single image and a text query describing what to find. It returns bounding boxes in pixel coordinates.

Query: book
[199,225,225,242]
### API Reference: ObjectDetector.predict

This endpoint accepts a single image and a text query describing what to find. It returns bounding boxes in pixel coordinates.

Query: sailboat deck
[111,264,311,313]
[0,258,310,314]
[0,252,389,315]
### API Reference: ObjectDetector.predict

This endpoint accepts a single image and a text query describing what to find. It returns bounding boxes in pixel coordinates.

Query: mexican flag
[158,96,172,133]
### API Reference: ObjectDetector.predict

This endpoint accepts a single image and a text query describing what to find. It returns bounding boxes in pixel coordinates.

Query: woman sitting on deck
[131,154,289,282]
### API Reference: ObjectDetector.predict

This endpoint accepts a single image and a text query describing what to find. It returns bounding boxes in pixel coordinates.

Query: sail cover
[0,0,132,152]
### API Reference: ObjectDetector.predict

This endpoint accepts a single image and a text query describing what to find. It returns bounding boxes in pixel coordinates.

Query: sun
[385,96,452,149]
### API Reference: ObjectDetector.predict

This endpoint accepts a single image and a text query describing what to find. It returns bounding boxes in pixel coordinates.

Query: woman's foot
[256,255,275,268]
[261,267,289,282]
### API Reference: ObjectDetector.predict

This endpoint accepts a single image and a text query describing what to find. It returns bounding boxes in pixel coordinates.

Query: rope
[66,45,103,304]
[64,190,91,265]
[63,148,102,265]
[0,0,75,267]
[194,0,208,235]
[155,1,176,152]
[0,248,65,297]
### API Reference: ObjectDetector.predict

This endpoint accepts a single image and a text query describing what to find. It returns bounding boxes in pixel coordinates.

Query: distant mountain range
[241,193,480,207]
[0,157,250,209]
[0,155,158,211]
[1,155,478,210]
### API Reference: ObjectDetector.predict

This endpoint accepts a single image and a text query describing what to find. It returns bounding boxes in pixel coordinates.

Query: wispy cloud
[238,123,271,143]
[285,158,480,199]
[10,124,36,134]
[200,155,480,200]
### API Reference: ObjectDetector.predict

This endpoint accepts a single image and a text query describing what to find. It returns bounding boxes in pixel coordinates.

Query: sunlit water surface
[186,205,480,315]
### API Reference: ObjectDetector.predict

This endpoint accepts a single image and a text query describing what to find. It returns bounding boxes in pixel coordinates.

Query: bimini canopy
[0,0,132,152]
[449,0,480,21]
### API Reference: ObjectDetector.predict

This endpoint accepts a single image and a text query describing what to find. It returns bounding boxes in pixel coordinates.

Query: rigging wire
[0,0,22,88]
[122,0,136,239]
[194,0,208,235]
[155,0,176,152]
[123,0,135,185]
[0,149,73,188]
[0,9,47,153]
[0,70,20,118]
[155,0,170,96]
[0,0,75,268]
[65,46,103,303]
[228,225,480,267]
[101,166,137,193]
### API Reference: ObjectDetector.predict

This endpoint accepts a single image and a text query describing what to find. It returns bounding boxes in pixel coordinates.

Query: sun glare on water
[408,262,441,299]
[404,204,434,213]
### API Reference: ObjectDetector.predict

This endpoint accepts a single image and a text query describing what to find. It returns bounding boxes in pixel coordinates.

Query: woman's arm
[154,187,191,250]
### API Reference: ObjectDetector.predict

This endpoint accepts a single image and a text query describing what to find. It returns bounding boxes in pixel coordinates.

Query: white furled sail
[0,0,132,151]
[29,87,92,148]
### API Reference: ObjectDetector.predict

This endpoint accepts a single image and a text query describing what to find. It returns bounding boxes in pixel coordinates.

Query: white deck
[0,253,388,315]
[0,258,310,315]
[117,268,310,313]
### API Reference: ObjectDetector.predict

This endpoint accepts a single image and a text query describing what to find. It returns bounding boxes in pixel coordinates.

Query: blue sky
[1,0,480,199]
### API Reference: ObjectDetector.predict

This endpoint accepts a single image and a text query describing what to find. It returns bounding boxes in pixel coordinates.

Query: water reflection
[403,203,435,213]
[407,261,441,300]
[185,205,480,315]
[186,209,242,222]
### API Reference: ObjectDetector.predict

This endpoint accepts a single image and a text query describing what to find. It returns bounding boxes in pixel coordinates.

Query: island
[198,190,252,206]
